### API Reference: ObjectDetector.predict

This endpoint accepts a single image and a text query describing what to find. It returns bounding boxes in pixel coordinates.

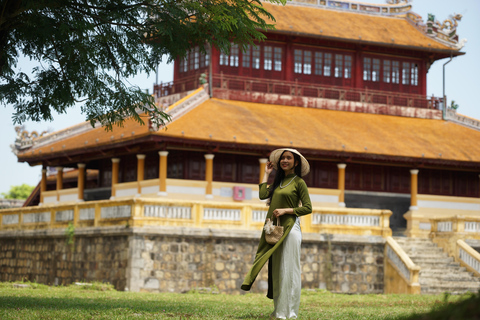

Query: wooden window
[294,49,302,74]
[411,64,418,86]
[363,57,371,81]
[314,52,323,76]
[252,46,260,69]
[372,59,380,82]
[194,47,199,69]
[179,53,188,73]
[294,49,311,74]
[392,61,399,84]
[303,51,311,74]
[383,60,391,83]
[242,45,251,68]
[402,62,410,85]
[264,46,272,70]
[230,44,239,67]
[274,47,282,71]
[220,50,229,66]
[344,55,352,78]
[324,53,332,76]
[335,54,343,78]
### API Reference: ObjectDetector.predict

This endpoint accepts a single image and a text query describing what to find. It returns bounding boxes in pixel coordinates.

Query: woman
[241,148,312,319]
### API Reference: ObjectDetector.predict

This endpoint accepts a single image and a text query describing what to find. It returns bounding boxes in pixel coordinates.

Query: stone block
[215,262,225,271]
[144,278,160,289]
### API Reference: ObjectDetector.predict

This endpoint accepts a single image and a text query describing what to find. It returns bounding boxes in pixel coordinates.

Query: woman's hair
[267,150,303,203]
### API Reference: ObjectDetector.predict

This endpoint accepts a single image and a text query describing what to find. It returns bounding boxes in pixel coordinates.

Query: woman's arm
[261,161,274,183]
[294,180,312,216]
[272,180,312,218]
[259,161,274,200]
[272,207,294,218]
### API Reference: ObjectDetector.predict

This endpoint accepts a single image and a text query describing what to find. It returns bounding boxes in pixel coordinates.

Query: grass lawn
[0,281,474,320]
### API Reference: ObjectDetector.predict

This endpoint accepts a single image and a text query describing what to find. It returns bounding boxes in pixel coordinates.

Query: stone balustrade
[457,239,480,277]
[430,216,480,239]
[384,236,420,294]
[0,197,391,236]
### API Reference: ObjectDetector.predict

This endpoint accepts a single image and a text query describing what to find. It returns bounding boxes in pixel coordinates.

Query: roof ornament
[11,125,48,155]
[289,0,412,16]
[426,13,467,49]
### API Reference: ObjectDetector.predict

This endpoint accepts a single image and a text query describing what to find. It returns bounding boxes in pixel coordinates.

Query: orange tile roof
[17,98,480,164]
[262,2,457,52]
[154,99,480,163]
[18,117,152,161]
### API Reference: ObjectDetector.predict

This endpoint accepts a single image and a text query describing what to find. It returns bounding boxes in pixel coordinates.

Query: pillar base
[77,199,85,202]
[338,202,346,207]
[157,192,168,197]
[409,206,418,211]
[205,194,214,200]
[110,196,115,200]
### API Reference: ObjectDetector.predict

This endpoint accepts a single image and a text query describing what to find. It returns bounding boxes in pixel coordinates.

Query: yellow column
[77,163,86,202]
[410,169,419,210]
[205,154,215,199]
[259,158,268,184]
[56,166,63,201]
[136,154,146,195]
[111,158,120,199]
[40,168,47,205]
[158,151,169,196]
[337,163,346,207]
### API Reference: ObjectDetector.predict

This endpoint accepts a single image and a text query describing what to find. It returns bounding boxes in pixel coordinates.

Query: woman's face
[279,151,297,174]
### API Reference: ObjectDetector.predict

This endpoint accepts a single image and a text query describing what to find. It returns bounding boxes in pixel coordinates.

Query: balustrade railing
[153,73,441,111]
[384,236,421,294]
[0,198,391,236]
[309,207,392,237]
[457,239,480,277]
[431,216,480,237]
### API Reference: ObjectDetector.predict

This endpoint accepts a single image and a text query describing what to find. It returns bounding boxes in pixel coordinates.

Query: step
[421,287,480,295]
[407,252,449,259]
[420,271,473,279]
[420,266,467,273]
[410,256,455,264]
[393,237,436,243]
[420,277,480,285]
[401,245,445,251]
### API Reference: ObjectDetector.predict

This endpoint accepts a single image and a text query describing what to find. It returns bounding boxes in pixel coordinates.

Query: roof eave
[266,29,465,58]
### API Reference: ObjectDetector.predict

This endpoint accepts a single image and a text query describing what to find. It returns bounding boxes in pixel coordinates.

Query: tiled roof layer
[263,2,456,52]
[17,99,480,164]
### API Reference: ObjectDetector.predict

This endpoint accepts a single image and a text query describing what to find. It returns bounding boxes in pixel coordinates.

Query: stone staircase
[393,237,480,294]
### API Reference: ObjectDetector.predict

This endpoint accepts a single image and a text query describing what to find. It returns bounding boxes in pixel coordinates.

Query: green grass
[0,281,477,320]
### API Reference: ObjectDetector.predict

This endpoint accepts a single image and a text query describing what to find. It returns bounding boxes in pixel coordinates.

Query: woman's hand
[273,208,293,217]
[265,161,274,175]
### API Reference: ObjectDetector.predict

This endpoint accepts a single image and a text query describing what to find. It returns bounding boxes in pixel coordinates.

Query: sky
[0,0,479,196]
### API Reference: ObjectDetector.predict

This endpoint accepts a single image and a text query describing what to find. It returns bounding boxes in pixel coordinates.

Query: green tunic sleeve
[258,182,270,200]
[293,179,312,217]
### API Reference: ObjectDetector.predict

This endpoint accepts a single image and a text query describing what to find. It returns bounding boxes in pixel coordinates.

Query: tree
[0,0,285,130]
[1,184,35,200]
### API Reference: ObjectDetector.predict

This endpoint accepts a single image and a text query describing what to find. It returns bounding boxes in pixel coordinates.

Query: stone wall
[0,228,129,289]
[0,226,385,294]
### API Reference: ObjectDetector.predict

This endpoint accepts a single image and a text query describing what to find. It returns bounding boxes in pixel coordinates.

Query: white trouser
[271,218,302,319]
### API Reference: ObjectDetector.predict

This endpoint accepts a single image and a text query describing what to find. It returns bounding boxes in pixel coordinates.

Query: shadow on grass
[0,294,270,319]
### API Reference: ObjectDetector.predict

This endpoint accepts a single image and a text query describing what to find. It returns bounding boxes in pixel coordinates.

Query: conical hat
[269,148,310,176]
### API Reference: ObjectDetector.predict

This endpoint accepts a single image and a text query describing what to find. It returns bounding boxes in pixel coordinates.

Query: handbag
[263,218,284,245]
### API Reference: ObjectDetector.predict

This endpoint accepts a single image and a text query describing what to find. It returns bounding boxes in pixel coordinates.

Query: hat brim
[269,148,310,176]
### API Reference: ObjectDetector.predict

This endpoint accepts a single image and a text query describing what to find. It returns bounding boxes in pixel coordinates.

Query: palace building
[2,0,480,294]
[14,0,478,233]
